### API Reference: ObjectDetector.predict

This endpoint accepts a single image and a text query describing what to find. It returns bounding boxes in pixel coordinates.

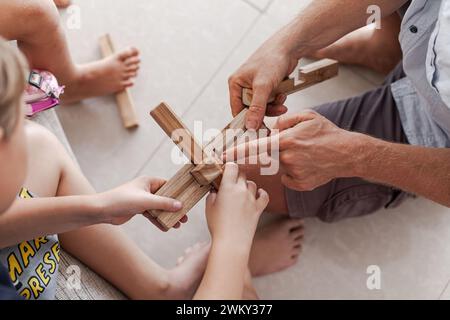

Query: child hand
[205,163,269,246]
[97,176,186,229]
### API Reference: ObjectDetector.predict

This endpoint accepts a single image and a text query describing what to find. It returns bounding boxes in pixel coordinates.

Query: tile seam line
[133,12,264,177]
[439,279,450,299]
[241,0,265,13]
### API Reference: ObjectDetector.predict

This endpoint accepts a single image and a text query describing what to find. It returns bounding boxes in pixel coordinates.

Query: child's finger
[144,213,169,233]
[256,188,270,211]
[206,192,217,211]
[237,170,247,187]
[247,181,257,196]
[149,178,167,193]
[149,195,183,212]
[221,163,239,186]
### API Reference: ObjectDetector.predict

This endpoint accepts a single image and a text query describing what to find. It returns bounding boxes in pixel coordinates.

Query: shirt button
[409,25,418,33]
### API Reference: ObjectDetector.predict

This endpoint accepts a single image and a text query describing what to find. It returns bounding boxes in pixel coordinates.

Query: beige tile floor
[57,0,450,299]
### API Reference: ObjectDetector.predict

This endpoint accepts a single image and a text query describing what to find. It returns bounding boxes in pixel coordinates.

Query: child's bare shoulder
[25,120,61,149]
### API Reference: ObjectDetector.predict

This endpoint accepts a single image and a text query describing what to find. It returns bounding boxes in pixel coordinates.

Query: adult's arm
[224,112,450,208]
[229,0,408,129]
[357,136,450,207]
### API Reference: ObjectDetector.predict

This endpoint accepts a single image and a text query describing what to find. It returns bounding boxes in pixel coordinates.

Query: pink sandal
[24,70,64,117]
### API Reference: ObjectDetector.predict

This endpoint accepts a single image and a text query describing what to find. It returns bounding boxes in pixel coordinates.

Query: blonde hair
[0,38,27,139]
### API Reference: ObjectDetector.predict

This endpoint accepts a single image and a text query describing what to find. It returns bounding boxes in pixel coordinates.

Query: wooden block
[99,34,139,129]
[152,164,211,230]
[151,103,223,188]
[149,108,251,230]
[298,58,339,82]
[191,163,223,186]
[242,59,339,106]
[151,102,205,165]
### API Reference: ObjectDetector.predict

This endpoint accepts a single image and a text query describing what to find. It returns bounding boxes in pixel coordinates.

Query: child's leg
[0,0,140,103]
[23,121,209,299]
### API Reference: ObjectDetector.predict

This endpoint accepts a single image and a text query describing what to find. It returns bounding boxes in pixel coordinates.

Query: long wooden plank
[99,34,139,129]
[151,102,223,189]
[242,59,339,106]
[151,102,206,165]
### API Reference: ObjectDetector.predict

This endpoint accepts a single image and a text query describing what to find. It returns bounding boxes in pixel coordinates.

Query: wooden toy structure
[99,34,140,129]
[149,59,339,231]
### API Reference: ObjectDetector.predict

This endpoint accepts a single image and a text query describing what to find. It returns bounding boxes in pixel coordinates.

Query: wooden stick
[99,34,139,129]
[149,108,249,230]
[151,103,223,188]
[242,59,339,106]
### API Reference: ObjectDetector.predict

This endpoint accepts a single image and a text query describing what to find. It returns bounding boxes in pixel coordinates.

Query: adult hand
[97,177,187,230]
[228,33,299,130]
[223,111,363,191]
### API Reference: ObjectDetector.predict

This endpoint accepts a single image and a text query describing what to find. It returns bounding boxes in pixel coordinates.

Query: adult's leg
[23,121,209,299]
[312,13,402,74]
[0,0,141,103]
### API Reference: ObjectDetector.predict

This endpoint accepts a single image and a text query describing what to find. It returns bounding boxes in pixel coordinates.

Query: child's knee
[25,121,64,157]
[21,0,60,33]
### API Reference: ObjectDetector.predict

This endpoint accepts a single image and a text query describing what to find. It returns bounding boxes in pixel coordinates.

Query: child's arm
[194,163,269,300]
[59,224,172,300]
[0,177,184,248]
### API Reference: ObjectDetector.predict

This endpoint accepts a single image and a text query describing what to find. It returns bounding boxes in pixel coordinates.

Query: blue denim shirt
[392,0,450,147]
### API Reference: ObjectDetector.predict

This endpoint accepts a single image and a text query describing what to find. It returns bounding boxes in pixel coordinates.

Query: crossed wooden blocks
[149,59,339,231]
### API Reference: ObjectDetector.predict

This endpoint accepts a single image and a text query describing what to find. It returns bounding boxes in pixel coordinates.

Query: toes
[291,255,300,264]
[126,65,140,73]
[124,71,138,79]
[125,56,141,67]
[118,47,140,61]
[128,46,140,57]
[290,227,304,240]
[285,218,304,231]
[121,79,135,89]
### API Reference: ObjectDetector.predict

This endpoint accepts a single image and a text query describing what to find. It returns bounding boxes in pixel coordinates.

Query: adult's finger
[273,111,318,132]
[222,134,280,163]
[246,81,273,130]
[229,78,245,117]
[266,104,288,117]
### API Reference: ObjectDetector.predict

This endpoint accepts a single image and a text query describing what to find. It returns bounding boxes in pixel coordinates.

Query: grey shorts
[286,63,412,223]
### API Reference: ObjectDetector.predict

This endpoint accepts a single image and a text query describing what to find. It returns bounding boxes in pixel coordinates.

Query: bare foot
[311,15,402,75]
[243,268,259,300]
[164,242,210,300]
[61,47,141,103]
[249,219,304,277]
[54,0,71,9]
